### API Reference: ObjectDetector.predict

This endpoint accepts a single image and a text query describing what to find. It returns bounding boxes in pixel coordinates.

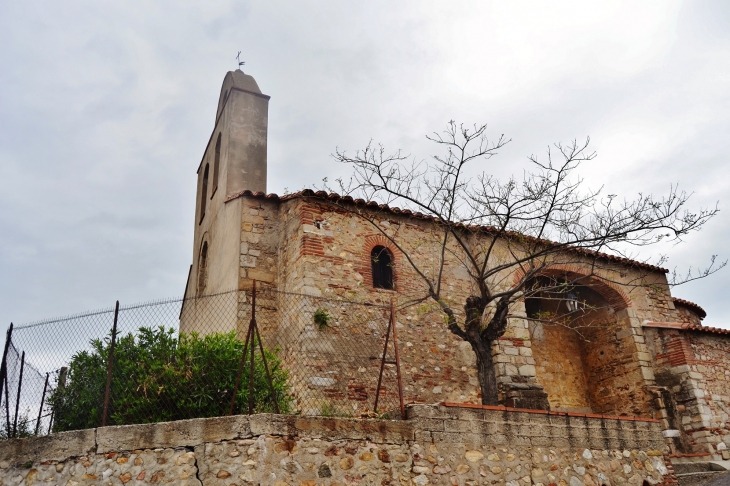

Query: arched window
[197,241,208,295]
[371,246,394,290]
[212,133,221,196]
[199,163,209,224]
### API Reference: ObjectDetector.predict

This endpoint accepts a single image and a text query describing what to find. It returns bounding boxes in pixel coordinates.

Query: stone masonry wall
[177,194,689,417]
[0,405,673,486]
[255,197,665,414]
[644,327,730,458]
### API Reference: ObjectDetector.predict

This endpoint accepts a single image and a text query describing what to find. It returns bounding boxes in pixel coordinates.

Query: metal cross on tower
[236,51,245,69]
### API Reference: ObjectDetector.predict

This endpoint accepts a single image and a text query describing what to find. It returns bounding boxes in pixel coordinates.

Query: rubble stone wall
[218,195,681,415]
[0,405,673,486]
[645,327,730,458]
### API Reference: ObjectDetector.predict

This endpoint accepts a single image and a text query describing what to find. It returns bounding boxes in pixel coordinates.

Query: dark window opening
[371,246,394,290]
[197,241,208,296]
[212,133,221,197]
[199,164,209,224]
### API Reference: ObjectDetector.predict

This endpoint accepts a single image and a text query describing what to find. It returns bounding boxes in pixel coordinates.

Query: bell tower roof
[216,70,263,122]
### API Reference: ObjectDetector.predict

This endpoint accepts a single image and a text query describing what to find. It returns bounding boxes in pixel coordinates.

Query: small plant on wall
[313,308,331,330]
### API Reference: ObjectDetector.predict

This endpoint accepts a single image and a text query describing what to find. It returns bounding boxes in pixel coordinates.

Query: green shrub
[313,308,331,330]
[0,410,36,440]
[49,327,290,432]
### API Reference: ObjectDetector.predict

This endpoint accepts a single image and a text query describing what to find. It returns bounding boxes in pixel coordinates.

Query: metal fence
[0,283,405,438]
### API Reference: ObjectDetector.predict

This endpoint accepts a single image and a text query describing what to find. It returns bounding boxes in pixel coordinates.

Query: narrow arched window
[212,133,221,196]
[197,241,208,295]
[199,163,209,224]
[371,246,394,290]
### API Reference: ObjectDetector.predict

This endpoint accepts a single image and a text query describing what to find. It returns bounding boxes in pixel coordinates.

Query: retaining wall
[0,405,673,486]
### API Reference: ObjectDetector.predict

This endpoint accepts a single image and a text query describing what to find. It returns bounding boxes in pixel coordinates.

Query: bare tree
[327,121,722,406]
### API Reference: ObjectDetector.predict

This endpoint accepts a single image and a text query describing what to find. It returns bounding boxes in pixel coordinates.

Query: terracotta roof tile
[672,297,707,320]
[643,321,730,336]
[225,189,670,274]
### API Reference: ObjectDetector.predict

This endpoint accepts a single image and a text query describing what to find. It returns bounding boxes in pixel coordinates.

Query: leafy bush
[0,410,36,440]
[313,308,331,330]
[49,327,290,432]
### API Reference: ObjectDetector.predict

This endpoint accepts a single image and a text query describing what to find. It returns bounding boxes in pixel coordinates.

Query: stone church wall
[0,405,673,486]
[252,197,667,416]
[645,326,730,458]
[181,193,697,419]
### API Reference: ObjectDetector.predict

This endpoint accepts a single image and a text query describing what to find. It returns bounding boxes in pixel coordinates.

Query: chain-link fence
[0,286,405,438]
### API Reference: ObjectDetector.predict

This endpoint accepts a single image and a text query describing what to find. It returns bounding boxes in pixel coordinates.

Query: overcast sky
[1,1,728,329]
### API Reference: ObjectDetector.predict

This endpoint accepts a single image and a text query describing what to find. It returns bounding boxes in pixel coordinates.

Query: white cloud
[0,0,728,330]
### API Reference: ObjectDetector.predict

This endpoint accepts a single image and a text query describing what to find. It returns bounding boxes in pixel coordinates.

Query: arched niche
[524,273,649,415]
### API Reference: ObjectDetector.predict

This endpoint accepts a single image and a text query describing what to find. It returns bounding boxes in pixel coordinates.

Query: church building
[180,70,730,461]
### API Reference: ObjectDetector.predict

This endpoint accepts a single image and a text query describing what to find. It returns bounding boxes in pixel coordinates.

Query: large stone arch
[516,264,650,415]
[513,264,632,310]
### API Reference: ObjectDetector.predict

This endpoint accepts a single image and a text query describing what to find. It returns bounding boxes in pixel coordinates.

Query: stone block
[445,407,485,422]
[519,347,533,357]
[641,366,655,381]
[431,431,484,446]
[477,421,507,435]
[588,437,610,449]
[247,268,276,282]
[519,364,537,377]
[530,435,555,447]
[409,404,449,419]
[0,428,96,465]
[96,415,251,453]
[288,415,415,442]
[241,231,261,244]
[249,413,292,436]
[413,418,447,432]
[413,429,433,442]
[240,255,257,267]
[487,433,510,445]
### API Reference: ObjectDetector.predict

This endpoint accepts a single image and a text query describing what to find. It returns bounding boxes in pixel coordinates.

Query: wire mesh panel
[245,288,402,418]
[1,287,404,438]
[0,342,54,438]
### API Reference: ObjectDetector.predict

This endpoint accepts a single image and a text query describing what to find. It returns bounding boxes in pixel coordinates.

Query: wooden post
[49,367,67,434]
[390,299,405,418]
[230,281,256,415]
[0,324,13,434]
[34,373,49,435]
[101,301,119,427]
[12,351,25,438]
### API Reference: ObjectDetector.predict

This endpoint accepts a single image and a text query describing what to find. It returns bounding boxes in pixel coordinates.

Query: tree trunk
[463,295,499,405]
[471,337,498,405]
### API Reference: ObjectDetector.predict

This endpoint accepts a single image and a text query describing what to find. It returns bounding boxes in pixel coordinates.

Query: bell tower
[183,70,270,306]
[213,70,269,196]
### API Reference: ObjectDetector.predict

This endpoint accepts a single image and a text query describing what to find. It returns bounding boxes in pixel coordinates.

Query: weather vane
[236,51,245,69]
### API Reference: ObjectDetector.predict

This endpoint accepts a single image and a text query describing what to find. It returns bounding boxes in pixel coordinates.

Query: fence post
[48,367,67,434]
[12,351,25,438]
[3,366,9,435]
[390,299,405,418]
[101,301,119,427]
[374,299,405,417]
[373,308,392,414]
[35,372,49,435]
[229,281,256,416]
[254,316,280,414]
[248,281,257,415]
[0,323,13,433]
